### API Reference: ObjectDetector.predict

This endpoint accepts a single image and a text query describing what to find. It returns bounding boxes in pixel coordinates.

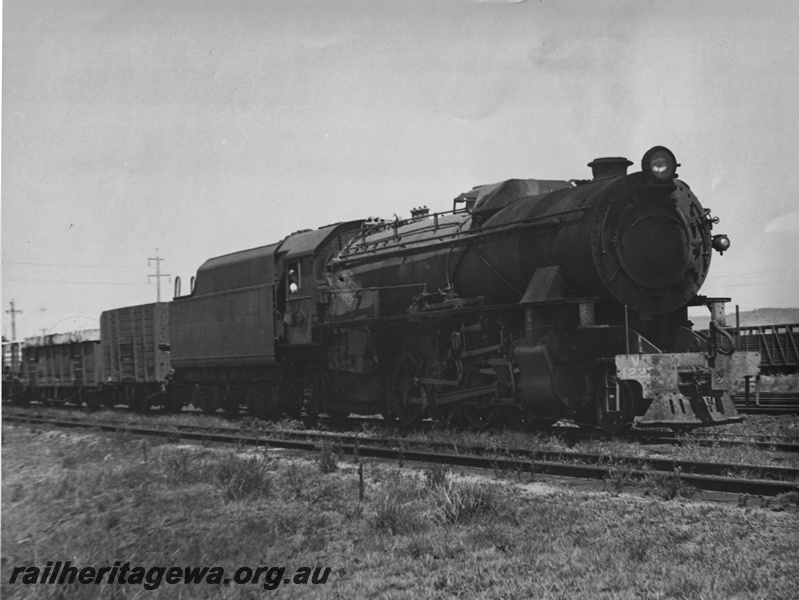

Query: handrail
[348,208,471,252]
[335,207,588,265]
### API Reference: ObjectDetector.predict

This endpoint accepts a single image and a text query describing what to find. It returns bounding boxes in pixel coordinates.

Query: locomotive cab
[276,221,363,348]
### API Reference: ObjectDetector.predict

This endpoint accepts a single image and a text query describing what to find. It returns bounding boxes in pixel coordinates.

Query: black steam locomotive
[166,145,759,432]
[7,146,760,433]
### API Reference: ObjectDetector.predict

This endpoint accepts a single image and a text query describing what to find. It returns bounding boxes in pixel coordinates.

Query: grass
[667,435,796,469]
[3,423,799,599]
[602,460,698,501]
[316,441,340,474]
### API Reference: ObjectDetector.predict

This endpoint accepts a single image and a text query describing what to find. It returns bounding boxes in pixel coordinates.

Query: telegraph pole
[6,300,22,341]
[147,249,171,303]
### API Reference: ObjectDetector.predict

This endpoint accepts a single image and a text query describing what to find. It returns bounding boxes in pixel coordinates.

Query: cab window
[287,261,301,295]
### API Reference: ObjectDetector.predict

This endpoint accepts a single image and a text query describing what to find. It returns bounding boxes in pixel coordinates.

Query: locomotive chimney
[587,157,633,180]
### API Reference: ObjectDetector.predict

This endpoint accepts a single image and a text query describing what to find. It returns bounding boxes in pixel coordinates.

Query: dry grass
[3,423,799,599]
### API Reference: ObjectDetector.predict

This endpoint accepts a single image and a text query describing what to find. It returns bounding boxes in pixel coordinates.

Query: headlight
[712,234,731,255]
[641,146,678,182]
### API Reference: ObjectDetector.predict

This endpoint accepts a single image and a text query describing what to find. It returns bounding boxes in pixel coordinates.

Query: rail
[5,412,798,496]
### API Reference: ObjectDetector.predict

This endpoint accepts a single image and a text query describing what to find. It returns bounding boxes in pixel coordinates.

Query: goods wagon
[2,338,24,400]
[99,302,173,410]
[20,330,102,405]
[736,324,798,374]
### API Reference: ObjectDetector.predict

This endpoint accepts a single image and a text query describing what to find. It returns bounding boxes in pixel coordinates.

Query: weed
[317,441,339,474]
[626,537,650,562]
[404,535,435,558]
[424,464,450,489]
[468,524,517,553]
[158,446,199,484]
[270,417,305,431]
[644,468,696,501]
[372,493,425,535]
[281,460,317,499]
[432,479,503,525]
[490,456,514,480]
[768,490,799,512]
[272,508,303,535]
[603,458,637,494]
[215,453,272,501]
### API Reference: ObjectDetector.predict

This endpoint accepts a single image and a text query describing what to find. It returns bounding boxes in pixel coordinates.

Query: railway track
[548,426,799,453]
[4,410,798,497]
[733,392,799,415]
[5,402,799,453]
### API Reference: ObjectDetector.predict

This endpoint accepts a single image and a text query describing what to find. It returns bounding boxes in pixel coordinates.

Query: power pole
[6,299,22,341]
[147,249,171,303]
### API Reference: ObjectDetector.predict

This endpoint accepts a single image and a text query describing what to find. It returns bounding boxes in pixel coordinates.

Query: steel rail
[554,427,799,453]
[733,393,799,415]
[5,413,798,497]
[737,406,799,415]
[5,403,799,452]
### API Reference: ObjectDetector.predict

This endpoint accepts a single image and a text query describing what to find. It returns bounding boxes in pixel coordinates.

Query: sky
[2,0,798,339]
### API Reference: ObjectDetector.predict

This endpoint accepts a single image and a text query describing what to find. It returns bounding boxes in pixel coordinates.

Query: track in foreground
[5,412,798,497]
[7,401,799,453]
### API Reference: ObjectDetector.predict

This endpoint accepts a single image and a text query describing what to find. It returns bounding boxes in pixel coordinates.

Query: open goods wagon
[99,302,173,410]
[20,330,102,405]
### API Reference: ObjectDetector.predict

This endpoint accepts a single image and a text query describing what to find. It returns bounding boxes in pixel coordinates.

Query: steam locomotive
[7,146,760,433]
[165,145,758,433]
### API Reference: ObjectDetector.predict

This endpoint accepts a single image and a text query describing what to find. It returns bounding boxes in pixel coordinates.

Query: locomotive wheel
[282,381,305,419]
[461,405,498,430]
[389,352,425,426]
[85,391,102,411]
[196,393,218,415]
[495,407,529,431]
[130,386,152,412]
[224,399,239,417]
[459,365,497,430]
[432,406,462,428]
[596,381,634,435]
[381,396,397,422]
[245,389,272,419]
[162,389,183,414]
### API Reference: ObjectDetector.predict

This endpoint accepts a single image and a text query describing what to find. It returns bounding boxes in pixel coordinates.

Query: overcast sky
[3,0,798,339]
